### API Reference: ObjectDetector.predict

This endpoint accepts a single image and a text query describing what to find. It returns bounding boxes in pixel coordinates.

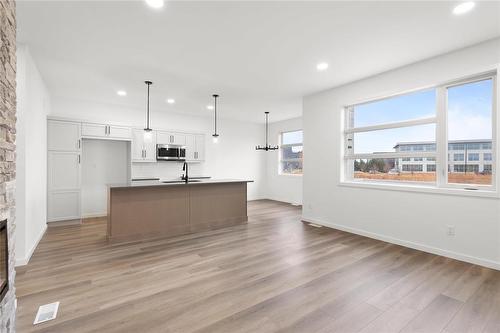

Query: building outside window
[344,74,495,189]
[280,130,303,175]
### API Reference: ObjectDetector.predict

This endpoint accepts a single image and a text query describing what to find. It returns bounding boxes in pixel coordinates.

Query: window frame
[279,129,303,176]
[342,71,497,195]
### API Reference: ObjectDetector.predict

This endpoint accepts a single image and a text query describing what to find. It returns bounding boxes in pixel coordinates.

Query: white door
[48,120,81,151]
[47,151,81,221]
[108,126,131,139]
[156,131,172,145]
[172,133,186,145]
[82,123,107,138]
[185,134,196,161]
[195,134,205,161]
[48,152,81,190]
[131,129,146,162]
[48,191,81,221]
[143,132,157,162]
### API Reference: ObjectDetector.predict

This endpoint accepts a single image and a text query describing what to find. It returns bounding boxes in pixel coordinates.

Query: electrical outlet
[447,225,456,236]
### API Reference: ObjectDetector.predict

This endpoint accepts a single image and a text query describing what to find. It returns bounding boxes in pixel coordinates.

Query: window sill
[278,173,303,177]
[339,181,499,199]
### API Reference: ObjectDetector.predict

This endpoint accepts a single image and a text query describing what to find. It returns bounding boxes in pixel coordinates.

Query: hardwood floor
[16,200,500,332]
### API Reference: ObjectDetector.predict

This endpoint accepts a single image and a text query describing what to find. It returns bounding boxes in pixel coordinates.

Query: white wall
[303,38,500,269]
[81,139,129,217]
[265,117,303,204]
[50,98,266,200]
[16,45,50,265]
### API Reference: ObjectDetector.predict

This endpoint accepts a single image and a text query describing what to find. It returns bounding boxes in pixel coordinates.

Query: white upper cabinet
[185,134,205,162]
[132,129,156,162]
[195,134,205,161]
[157,131,186,145]
[48,120,81,151]
[82,123,131,140]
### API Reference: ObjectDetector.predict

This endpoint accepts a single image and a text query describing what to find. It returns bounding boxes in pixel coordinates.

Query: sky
[354,79,493,154]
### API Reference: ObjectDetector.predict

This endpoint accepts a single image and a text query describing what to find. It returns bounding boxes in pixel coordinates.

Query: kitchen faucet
[182,161,189,183]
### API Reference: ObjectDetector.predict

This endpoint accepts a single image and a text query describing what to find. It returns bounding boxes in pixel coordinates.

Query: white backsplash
[131,162,208,180]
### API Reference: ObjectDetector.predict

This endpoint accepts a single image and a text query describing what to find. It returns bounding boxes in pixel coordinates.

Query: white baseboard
[302,216,500,271]
[15,223,47,267]
[81,213,107,219]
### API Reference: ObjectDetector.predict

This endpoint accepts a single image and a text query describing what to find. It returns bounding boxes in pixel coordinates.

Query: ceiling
[17,1,500,123]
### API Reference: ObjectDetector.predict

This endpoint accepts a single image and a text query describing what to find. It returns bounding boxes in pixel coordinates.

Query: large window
[280,130,303,175]
[344,73,496,191]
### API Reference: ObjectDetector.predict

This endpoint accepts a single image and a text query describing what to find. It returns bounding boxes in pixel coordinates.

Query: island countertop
[107,179,254,189]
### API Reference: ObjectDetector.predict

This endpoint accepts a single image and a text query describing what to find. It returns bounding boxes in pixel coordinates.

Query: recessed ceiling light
[166,98,175,104]
[453,2,475,15]
[206,105,214,110]
[316,62,329,71]
[117,90,127,96]
[145,0,164,9]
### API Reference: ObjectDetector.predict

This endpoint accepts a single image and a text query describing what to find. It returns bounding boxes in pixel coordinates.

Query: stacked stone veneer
[0,0,16,332]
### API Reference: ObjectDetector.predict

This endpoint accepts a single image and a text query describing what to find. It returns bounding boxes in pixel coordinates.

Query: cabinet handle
[78,139,81,149]
[195,152,198,159]
[144,149,147,158]
[78,155,81,164]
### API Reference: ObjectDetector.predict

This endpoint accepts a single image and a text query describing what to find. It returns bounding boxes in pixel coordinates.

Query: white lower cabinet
[132,129,156,162]
[48,191,81,221]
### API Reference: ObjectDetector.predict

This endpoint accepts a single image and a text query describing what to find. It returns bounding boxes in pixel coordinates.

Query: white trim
[347,151,436,160]
[339,180,499,199]
[345,117,436,134]
[301,216,500,271]
[15,224,47,267]
[81,213,107,219]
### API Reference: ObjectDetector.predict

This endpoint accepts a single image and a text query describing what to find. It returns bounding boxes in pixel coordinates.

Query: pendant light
[143,80,153,143]
[212,94,220,143]
[255,112,278,151]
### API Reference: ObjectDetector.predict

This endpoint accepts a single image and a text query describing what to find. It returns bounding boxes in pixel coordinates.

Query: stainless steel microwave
[157,144,186,161]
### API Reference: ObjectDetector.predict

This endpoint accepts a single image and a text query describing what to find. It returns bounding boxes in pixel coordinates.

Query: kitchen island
[107,179,252,243]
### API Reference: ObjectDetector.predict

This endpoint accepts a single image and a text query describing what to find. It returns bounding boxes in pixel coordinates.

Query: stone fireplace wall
[0,0,16,332]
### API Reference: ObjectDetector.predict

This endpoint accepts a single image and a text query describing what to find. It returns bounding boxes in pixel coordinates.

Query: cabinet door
[185,134,196,161]
[48,120,81,151]
[82,123,107,138]
[156,131,171,145]
[109,126,131,139]
[195,134,205,161]
[172,133,186,145]
[143,131,157,162]
[48,191,81,221]
[48,151,81,190]
[131,129,146,162]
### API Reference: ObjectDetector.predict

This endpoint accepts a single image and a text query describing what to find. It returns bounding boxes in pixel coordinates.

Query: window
[344,73,496,191]
[280,130,303,175]
[468,153,479,161]
[447,78,494,186]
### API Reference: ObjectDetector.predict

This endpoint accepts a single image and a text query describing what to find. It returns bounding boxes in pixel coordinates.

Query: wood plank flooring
[15,200,500,332]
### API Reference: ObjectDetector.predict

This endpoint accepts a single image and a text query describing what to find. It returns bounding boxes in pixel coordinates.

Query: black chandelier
[256,112,278,151]
[212,94,219,143]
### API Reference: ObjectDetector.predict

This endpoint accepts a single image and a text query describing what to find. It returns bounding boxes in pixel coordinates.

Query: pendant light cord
[145,80,153,130]
[214,95,217,135]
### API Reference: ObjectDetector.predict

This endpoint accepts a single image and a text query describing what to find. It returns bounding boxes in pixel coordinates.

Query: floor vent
[308,223,323,228]
[33,302,60,325]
